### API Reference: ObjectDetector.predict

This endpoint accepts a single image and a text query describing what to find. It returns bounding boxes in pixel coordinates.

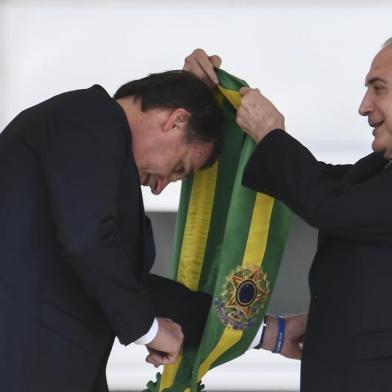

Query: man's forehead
[366,46,392,84]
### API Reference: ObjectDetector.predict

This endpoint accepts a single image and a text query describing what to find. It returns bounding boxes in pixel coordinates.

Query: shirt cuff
[133,318,159,345]
[248,318,265,350]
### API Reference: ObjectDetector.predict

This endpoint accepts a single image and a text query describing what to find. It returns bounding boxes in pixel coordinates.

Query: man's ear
[164,108,190,133]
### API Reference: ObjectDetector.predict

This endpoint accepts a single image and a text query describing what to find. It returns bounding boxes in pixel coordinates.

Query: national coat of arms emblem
[215,265,270,330]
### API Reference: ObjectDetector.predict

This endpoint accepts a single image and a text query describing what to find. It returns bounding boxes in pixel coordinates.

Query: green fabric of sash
[145,69,291,392]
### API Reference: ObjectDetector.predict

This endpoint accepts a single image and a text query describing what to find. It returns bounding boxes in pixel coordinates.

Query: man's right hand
[183,48,222,88]
[145,317,184,367]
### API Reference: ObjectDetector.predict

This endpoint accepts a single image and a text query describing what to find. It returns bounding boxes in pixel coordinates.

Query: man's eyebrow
[366,77,387,86]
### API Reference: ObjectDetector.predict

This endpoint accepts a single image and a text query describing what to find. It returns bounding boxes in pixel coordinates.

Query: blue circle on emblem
[236,280,257,306]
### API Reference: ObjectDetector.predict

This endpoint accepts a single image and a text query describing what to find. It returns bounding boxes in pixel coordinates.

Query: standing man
[185,38,392,392]
[0,70,220,392]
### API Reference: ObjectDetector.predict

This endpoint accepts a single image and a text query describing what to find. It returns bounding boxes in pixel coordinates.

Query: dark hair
[114,70,222,168]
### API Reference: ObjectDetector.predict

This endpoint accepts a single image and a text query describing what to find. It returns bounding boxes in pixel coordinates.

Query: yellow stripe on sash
[176,164,218,290]
[159,352,183,392]
[218,86,241,109]
[196,327,243,382]
[197,193,275,380]
[160,164,218,391]
[243,193,274,267]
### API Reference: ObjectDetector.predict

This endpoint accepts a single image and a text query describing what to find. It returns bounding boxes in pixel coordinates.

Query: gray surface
[148,211,177,278]
[268,214,317,315]
[148,211,317,315]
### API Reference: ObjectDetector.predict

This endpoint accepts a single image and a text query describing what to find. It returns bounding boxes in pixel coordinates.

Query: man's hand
[261,313,307,360]
[145,317,184,367]
[183,48,222,88]
[237,87,285,144]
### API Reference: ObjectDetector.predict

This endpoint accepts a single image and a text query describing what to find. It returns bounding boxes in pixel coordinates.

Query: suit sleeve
[242,129,392,245]
[316,162,352,180]
[37,91,155,345]
[145,274,211,346]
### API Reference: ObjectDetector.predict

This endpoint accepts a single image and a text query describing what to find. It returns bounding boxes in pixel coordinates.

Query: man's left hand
[237,87,285,144]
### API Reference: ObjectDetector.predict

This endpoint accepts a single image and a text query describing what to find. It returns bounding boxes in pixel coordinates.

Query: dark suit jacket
[0,85,209,392]
[242,129,392,392]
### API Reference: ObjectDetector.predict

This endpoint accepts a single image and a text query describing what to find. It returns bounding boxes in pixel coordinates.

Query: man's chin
[372,138,383,153]
[371,140,392,159]
[382,150,392,160]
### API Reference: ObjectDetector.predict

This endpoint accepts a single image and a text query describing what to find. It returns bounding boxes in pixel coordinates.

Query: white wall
[1,1,391,390]
[1,0,392,211]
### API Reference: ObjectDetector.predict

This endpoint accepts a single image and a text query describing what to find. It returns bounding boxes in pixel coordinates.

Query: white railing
[107,339,300,391]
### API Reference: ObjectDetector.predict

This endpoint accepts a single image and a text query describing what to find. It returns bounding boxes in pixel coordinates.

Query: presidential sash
[145,69,291,392]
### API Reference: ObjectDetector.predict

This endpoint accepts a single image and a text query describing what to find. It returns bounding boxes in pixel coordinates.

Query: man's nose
[359,91,372,116]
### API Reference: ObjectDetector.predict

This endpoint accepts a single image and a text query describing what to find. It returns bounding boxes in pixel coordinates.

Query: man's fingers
[194,51,219,85]
[199,61,219,86]
[294,344,303,359]
[289,349,302,360]
[239,87,252,96]
[184,49,219,86]
[146,354,161,368]
[146,343,180,367]
[146,350,167,367]
[209,54,222,69]
[239,87,263,98]
[146,351,178,367]
[163,351,179,364]
[281,338,304,360]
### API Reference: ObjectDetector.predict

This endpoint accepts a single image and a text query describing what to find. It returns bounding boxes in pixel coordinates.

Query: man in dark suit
[185,38,392,391]
[0,70,221,392]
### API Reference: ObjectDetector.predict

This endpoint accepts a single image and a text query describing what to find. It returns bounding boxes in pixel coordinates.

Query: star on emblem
[226,267,269,318]
[215,265,270,329]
